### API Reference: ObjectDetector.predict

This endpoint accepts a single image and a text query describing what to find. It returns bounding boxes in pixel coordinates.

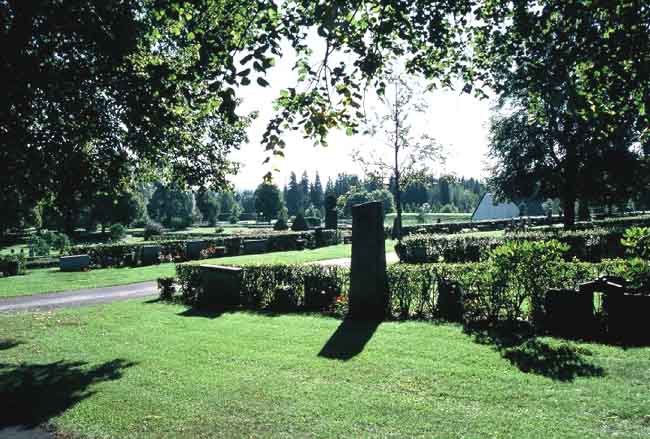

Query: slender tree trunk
[393,82,403,240]
[562,141,578,228]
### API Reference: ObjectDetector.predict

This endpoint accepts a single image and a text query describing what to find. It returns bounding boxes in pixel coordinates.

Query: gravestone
[243,239,267,254]
[141,245,160,265]
[349,201,388,320]
[186,240,207,260]
[59,254,90,272]
[325,210,338,230]
[200,264,243,308]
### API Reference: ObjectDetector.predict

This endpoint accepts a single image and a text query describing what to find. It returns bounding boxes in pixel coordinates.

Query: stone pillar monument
[349,201,388,320]
[324,194,338,230]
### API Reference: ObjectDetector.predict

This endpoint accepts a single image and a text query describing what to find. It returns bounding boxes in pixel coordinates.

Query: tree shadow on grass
[464,323,605,382]
[0,339,22,351]
[318,318,380,361]
[502,339,605,382]
[0,359,136,429]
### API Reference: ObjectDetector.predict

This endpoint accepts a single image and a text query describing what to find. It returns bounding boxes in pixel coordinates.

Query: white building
[471,192,520,221]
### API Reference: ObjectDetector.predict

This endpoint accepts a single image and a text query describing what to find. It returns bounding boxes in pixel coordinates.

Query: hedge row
[69,238,226,267]
[395,214,650,237]
[69,230,341,268]
[395,228,625,263]
[0,254,26,277]
[175,264,349,313]
[167,255,649,325]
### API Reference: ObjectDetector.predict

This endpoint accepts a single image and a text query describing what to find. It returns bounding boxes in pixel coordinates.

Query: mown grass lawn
[0,241,397,298]
[1,299,648,438]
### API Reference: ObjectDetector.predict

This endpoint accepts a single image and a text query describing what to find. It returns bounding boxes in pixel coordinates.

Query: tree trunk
[562,139,578,228]
[562,197,575,228]
[578,199,590,221]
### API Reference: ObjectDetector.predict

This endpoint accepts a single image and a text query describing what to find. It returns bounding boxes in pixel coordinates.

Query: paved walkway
[0,282,157,313]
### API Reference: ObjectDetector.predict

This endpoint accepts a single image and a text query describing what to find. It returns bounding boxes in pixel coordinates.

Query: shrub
[109,223,127,241]
[29,235,50,257]
[169,216,190,230]
[396,228,626,264]
[157,277,176,300]
[168,256,650,329]
[621,226,650,259]
[273,218,289,231]
[143,222,164,240]
[291,214,309,231]
[0,253,26,277]
[487,240,568,325]
[174,263,349,312]
[305,216,321,228]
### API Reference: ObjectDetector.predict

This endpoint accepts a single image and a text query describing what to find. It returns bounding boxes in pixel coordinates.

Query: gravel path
[0,282,157,313]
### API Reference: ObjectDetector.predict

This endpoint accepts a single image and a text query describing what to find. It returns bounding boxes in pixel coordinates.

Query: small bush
[169,216,190,230]
[291,214,309,231]
[621,226,650,259]
[157,277,176,300]
[396,228,626,264]
[109,223,127,241]
[29,235,50,257]
[169,255,650,333]
[0,253,26,277]
[273,218,289,231]
[143,222,164,240]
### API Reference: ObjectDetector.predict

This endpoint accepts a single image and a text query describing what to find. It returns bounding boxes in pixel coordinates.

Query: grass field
[0,241,397,298]
[1,299,648,438]
[385,212,471,226]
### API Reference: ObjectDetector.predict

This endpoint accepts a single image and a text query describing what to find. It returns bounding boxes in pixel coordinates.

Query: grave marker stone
[349,201,388,320]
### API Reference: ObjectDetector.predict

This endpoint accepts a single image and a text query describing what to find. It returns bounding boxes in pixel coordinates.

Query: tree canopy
[3,0,648,232]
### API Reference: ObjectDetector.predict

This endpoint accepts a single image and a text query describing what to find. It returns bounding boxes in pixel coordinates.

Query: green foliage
[254,182,283,221]
[396,228,626,264]
[229,204,242,224]
[174,264,349,314]
[195,190,221,226]
[108,224,127,242]
[274,207,289,231]
[172,255,648,327]
[486,240,568,325]
[28,235,51,257]
[273,218,288,231]
[0,253,26,277]
[143,222,164,241]
[621,227,650,259]
[157,277,176,301]
[147,183,194,229]
[291,213,309,231]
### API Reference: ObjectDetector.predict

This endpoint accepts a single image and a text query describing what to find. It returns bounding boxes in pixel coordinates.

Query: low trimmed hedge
[166,255,649,325]
[396,228,625,263]
[70,230,341,268]
[175,263,349,313]
[0,254,26,277]
[394,214,650,237]
[69,238,225,268]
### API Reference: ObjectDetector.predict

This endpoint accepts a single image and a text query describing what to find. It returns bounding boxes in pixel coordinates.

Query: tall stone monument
[349,201,388,320]
[324,193,338,230]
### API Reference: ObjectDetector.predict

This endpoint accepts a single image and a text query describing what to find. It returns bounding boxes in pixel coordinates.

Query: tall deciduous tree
[254,182,283,222]
[196,190,221,226]
[353,74,445,238]
[147,183,194,229]
[473,1,650,225]
[2,1,255,229]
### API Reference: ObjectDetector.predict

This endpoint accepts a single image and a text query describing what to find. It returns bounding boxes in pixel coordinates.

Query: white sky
[229,40,494,190]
